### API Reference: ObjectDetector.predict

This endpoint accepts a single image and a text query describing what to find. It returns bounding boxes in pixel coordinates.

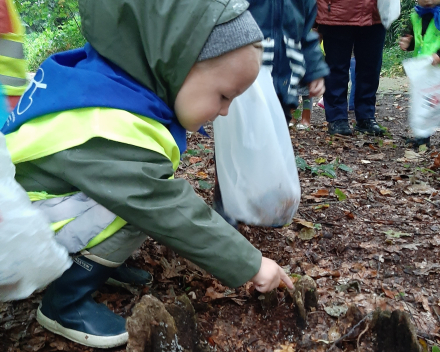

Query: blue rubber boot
[37,256,128,348]
[107,263,153,287]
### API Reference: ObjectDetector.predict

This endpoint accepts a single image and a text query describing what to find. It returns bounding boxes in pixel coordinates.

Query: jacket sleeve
[20,138,262,288]
[301,1,329,84]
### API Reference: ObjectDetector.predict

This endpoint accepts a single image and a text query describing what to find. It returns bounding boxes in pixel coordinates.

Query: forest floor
[1,88,440,352]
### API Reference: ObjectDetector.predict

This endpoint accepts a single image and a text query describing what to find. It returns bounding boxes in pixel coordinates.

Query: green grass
[381,45,413,77]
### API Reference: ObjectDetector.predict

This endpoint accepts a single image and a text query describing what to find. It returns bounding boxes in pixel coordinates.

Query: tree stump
[373,309,422,352]
[126,294,201,352]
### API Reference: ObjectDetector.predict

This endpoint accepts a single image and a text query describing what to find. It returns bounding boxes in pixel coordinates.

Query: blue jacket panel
[248,0,329,108]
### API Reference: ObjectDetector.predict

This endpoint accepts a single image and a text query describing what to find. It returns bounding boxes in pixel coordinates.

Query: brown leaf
[203,287,225,301]
[379,189,392,196]
[293,218,314,228]
[382,285,397,299]
[189,157,202,164]
[196,171,208,179]
[311,189,329,197]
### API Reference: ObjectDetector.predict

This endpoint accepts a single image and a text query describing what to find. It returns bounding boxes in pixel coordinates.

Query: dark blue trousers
[321,24,386,123]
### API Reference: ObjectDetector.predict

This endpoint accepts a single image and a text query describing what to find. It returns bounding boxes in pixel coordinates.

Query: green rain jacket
[14,0,262,288]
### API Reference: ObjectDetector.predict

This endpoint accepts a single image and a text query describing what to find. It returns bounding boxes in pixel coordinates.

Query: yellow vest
[6,107,181,248]
[0,0,27,96]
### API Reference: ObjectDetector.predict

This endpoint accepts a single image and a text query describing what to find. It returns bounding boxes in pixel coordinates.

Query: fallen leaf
[311,189,329,197]
[328,325,341,342]
[314,204,330,210]
[404,149,424,160]
[324,305,348,317]
[315,157,327,164]
[196,171,208,179]
[401,243,420,250]
[293,218,314,228]
[413,263,440,275]
[189,156,202,164]
[274,343,296,352]
[198,180,213,190]
[379,189,392,196]
[298,227,316,241]
[382,285,397,299]
[203,287,226,301]
[366,153,385,161]
[404,184,435,195]
[383,230,411,238]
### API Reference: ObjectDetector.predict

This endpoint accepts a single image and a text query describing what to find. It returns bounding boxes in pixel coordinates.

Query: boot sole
[37,307,128,348]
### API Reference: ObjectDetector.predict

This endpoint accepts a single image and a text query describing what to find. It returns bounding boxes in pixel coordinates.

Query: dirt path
[1,84,440,352]
[378,76,409,95]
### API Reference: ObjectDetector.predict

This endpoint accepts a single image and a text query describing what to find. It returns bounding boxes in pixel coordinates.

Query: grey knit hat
[198,10,263,62]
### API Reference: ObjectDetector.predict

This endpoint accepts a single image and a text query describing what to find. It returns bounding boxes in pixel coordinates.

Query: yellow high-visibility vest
[0,0,27,96]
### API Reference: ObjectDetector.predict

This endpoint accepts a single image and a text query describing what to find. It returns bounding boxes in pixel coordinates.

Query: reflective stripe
[32,192,122,253]
[0,38,24,59]
[0,74,27,87]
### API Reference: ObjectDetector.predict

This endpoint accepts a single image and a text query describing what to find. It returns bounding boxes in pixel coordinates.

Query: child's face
[174,44,262,132]
[418,0,440,7]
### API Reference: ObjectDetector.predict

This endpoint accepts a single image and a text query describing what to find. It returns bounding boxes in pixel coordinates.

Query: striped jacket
[248,0,329,108]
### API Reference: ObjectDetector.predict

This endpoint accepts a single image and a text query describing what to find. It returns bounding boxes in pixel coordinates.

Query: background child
[400,0,440,148]
[248,0,329,125]
[0,0,27,110]
[3,0,293,348]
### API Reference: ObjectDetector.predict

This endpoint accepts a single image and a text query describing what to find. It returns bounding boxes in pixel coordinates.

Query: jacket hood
[79,0,250,107]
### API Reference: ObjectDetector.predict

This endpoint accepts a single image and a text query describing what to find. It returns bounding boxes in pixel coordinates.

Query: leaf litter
[2,95,440,352]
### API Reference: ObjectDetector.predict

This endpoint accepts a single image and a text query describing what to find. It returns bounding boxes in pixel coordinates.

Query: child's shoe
[37,255,128,348]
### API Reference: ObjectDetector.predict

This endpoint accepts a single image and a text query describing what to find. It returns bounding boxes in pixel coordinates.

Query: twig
[327,313,372,351]
[424,198,440,209]
[357,323,370,352]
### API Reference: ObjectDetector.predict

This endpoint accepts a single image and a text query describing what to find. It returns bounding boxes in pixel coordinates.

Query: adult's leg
[353,24,386,121]
[349,57,356,111]
[321,25,354,123]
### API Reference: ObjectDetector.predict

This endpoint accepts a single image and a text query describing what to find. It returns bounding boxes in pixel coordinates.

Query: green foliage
[14,0,79,33]
[381,46,413,77]
[334,188,347,201]
[381,0,416,77]
[384,0,417,48]
[25,18,85,71]
[432,345,440,352]
[295,157,353,179]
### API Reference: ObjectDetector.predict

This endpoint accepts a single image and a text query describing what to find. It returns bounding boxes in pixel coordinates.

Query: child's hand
[399,35,413,51]
[432,54,440,66]
[251,257,294,292]
[308,78,325,97]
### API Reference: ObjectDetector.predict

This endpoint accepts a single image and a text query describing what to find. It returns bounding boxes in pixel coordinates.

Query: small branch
[327,313,372,351]
[424,198,440,209]
[357,323,370,352]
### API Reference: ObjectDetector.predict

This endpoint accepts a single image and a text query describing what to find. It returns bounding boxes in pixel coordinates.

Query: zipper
[328,1,331,12]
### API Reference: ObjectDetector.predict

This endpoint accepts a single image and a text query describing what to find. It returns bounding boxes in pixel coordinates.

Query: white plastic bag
[214,66,301,227]
[0,133,71,301]
[403,57,440,138]
[378,0,401,29]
